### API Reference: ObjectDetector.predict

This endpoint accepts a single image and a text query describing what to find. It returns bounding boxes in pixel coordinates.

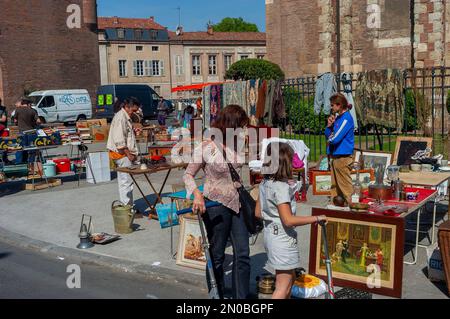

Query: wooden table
[116,163,187,219]
[399,171,450,261]
[362,187,438,265]
[399,171,450,188]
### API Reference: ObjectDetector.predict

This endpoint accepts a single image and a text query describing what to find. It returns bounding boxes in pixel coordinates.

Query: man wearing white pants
[107,98,141,206]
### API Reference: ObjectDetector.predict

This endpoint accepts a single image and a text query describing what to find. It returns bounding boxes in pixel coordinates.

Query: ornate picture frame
[176,216,207,271]
[309,208,404,298]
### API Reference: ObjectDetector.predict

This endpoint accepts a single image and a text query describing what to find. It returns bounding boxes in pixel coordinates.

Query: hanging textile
[223,81,247,109]
[247,79,260,126]
[271,81,286,126]
[256,80,267,121]
[209,84,223,126]
[341,73,359,130]
[314,73,337,115]
[263,80,276,126]
[203,85,211,128]
[354,69,405,130]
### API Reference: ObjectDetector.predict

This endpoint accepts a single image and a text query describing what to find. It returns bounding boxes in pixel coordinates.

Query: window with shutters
[208,55,217,75]
[133,60,144,77]
[224,55,233,71]
[192,55,201,76]
[119,60,127,77]
[175,55,183,76]
[144,60,164,76]
[134,29,143,40]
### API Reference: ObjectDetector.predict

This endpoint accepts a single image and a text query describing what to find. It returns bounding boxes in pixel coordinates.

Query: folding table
[362,187,438,265]
[115,163,187,219]
[399,171,450,258]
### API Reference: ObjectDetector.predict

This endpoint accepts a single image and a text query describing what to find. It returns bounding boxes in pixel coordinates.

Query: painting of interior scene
[317,220,395,286]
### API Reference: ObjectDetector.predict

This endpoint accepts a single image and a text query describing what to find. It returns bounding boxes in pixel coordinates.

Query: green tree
[225,59,285,81]
[212,17,259,32]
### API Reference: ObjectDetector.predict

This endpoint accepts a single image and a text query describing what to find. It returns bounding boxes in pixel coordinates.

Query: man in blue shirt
[325,93,355,206]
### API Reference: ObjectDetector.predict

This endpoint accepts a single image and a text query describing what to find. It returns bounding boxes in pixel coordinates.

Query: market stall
[115,162,187,220]
[0,121,107,189]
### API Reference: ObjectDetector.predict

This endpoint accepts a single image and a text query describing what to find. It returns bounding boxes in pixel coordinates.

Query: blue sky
[97,0,266,32]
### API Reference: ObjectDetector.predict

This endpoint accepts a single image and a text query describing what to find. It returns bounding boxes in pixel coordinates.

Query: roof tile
[168,31,266,42]
[98,17,166,30]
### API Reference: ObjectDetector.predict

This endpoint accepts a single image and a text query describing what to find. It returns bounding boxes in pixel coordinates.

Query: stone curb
[0,226,206,289]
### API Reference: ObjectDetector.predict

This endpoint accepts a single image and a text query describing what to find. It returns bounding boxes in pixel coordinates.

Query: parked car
[26,89,93,124]
[95,84,173,120]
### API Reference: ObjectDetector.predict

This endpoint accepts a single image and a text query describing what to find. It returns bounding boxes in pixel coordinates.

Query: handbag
[226,162,264,235]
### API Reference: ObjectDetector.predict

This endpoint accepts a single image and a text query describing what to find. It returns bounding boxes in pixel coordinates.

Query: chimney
[149,16,155,22]
[207,24,214,35]
[113,16,119,24]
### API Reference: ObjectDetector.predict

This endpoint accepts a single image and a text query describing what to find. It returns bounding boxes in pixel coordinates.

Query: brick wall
[414,0,446,68]
[446,0,450,66]
[267,0,448,77]
[0,0,100,112]
[266,0,321,77]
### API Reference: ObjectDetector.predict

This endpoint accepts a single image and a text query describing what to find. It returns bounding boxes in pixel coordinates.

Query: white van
[28,90,93,124]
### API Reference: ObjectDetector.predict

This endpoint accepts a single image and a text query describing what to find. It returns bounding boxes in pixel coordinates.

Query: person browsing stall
[324,93,355,206]
[255,142,327,299]
[107,97,142,207]
[15,98,41,133]
[157,96,169,126]
[183,104,251,299]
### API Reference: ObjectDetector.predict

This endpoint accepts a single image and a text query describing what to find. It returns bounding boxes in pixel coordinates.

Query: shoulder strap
[213,139,242,184]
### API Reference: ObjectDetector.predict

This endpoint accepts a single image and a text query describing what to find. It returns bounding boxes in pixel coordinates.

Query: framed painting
[354,151,393,178]
[393,136,433,166]
[176,216,207,270]
[309,208,404,298]
[172,184,193,211]
[312,170,375,196]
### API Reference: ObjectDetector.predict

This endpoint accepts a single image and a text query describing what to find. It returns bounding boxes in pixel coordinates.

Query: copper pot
[369,184,393,201]
[256,275,276,295]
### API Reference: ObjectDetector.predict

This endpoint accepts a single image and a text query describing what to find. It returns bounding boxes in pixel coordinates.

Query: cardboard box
[91,126,110,143]
[76,119,108,129]
[25,179,61,191]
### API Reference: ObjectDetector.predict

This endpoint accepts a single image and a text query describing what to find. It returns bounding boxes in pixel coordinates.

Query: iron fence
[281,67,450,162]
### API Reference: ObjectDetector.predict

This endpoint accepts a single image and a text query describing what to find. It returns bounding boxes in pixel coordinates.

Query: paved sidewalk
[0,144,448,299]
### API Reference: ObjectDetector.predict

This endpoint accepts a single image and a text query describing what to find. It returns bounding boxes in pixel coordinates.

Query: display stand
[22,145,59,190]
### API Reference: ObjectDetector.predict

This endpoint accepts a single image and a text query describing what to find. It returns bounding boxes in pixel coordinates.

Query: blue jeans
[157,114,166,126]
[202,205,250,299]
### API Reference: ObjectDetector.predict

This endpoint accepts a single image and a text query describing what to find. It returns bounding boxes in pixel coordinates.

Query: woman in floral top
[183,105,250,299]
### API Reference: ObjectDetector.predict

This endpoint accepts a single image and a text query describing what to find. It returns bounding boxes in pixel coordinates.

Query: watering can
[111,201,136,234]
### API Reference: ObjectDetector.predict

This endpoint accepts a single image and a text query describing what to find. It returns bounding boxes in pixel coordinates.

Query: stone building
[98,17,172,98]
[266,0,450,77]
[98,17,266,100]
[0,0,100,112]
[169,26,267,99]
